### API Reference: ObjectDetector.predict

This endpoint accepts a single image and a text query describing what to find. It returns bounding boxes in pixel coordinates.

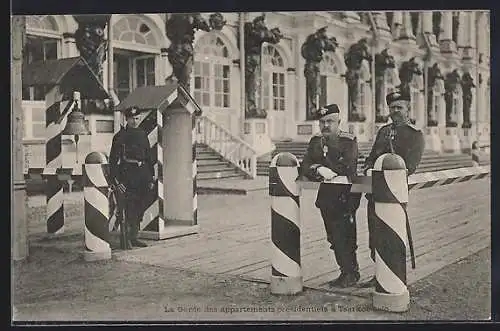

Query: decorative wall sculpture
[344,38,371,122]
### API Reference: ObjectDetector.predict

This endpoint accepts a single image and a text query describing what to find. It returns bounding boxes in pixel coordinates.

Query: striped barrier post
[83,152,111,261]
[44,88,77,234]
[269,152,302,295]
[371,153,410,312]
[137,109,165,234]
[472,141,480,166]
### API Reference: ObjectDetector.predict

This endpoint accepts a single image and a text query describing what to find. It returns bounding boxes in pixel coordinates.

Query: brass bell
[62,110,90,135]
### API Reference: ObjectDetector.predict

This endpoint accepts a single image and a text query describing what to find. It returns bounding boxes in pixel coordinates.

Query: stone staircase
[196,143,248,181]
[256,141,477,177]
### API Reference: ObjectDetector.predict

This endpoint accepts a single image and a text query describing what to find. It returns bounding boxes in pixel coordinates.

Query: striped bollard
[83,152,111,262]
[269,152,302,295]
[192,115,198,224]
[372,153,410,312]
[471,141,480,166]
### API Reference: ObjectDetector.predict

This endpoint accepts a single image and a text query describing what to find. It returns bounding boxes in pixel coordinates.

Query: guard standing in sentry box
[109,106,155,248]
[360,88,425,288]
[299,104,362,288]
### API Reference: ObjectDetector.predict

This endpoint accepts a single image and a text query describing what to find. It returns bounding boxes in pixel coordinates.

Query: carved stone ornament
[461,72,475,128]
[444,69,461,127]
[165,13,226,91]
[426,63,444,127]
[239,15,283,119]
[301,27,339,120]
[344,38,372,122]
[73,15,111,82]
[375,48,396,123]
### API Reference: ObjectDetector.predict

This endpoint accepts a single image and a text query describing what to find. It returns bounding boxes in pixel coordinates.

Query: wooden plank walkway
[116,178,491,293]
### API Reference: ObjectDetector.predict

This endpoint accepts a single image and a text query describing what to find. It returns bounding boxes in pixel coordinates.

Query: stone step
[197,164,237,173]
[197,158,229,166]
[197,172,243,181]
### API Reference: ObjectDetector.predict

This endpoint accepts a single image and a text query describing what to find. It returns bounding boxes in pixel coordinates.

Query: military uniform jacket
[300,131,361,211]
[363,123,425,176]
[109,126,154,193]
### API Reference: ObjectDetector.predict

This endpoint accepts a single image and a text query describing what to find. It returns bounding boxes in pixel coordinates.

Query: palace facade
[20,11,490,171]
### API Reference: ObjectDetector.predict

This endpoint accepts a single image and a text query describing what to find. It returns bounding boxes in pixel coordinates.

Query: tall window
[193,34,231,109]
[112,16,159,100]
[318,51,338,108]
[262,45,286,111]
[23,15,60,101]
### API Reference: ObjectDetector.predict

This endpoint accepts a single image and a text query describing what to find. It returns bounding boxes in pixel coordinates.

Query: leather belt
[122,158,143,166]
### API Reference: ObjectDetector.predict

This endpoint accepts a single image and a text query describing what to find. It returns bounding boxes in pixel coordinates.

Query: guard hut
[22,57,110,235]
[22,57,110,183]
[114,82,202,240]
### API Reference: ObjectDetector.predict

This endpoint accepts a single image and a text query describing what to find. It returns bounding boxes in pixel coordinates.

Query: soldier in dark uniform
[360,89,425,287]
[300,104,362,288]
[109,106,155,248]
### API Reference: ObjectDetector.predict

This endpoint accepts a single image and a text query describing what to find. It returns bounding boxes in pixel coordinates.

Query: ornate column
[301,27,339,120]
[165,13,226,92]
[422,11,439,47]
[439,11,457,53]
[240,15,283,119]
[372,11,391,37]
[391,12,403,39]
[374,48,395,124]
[399,11,416,42]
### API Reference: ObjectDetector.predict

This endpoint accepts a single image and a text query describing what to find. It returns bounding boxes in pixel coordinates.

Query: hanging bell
[62,110,90,135]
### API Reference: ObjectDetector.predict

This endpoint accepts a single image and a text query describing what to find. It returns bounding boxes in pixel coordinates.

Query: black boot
[131,239,148,247]
[360,276,377,288]
[328,273,347,287]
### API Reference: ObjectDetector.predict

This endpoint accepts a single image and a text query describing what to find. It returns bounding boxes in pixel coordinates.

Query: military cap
[123,106,142,118]
[315,104,340,120]
[386,88,411,104]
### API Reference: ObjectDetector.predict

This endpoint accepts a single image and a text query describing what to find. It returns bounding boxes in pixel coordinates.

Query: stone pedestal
[243,118,275,156]
[459,127,473,153]
[441,127,461,154]
[424,126,442,153]
[476,122,490,145]
[294,121,320,143]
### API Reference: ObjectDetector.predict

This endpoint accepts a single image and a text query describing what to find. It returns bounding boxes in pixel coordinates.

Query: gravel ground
[12,245,491,322]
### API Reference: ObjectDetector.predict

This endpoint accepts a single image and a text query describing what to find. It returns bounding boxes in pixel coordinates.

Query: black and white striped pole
[371,153,410,312]
[82,152,112,262]
[269,152,302,295]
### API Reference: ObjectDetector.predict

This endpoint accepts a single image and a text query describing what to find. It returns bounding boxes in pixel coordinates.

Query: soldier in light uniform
[300,104,362,288]
[360,89,425,287]
[109,106,155,248]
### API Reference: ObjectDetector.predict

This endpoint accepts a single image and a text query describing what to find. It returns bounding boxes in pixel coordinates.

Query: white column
[457,12,467,48]
[392,12,403,39]
[441,11,453,41]
[373,11,391,32]
[469,12,476,49]
[422,11,433,33]
[399,12,416,40]
[295,33,307,122]
[287,68,296,139]
[62,33,78,58]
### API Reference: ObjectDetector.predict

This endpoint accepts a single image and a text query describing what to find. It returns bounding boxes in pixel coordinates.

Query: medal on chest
[323,145,328,158]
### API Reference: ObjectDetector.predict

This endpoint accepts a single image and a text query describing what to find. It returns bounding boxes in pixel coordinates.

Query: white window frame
[262,45,287,111]
[193,34,232,110]
[133,55,156,88]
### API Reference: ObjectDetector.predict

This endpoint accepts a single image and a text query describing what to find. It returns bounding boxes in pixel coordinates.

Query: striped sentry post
[44,87,76,234]
[138,109,163,232]
[269,152,302,295]
[371,153,410,313]
[82,152,112,261]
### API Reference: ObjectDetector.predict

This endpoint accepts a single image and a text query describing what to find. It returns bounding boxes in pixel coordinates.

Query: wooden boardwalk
[115,178,491,294]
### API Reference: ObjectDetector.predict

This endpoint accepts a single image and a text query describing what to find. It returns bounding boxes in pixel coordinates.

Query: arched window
[24,15,61,101]
[26,15,58,32]
[193,34,231,108]
[262,45,286,111]
[113,16,158,47]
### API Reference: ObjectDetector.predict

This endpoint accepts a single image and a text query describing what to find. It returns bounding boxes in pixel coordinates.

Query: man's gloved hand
[148,177,156,190]
[317,166,337,180]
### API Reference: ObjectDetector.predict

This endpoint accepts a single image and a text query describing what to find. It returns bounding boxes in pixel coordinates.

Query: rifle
[111,178,130,250]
